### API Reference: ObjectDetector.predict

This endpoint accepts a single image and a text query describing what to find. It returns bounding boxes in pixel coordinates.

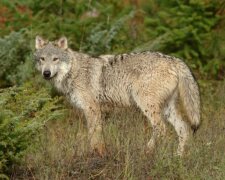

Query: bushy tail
[177,62,201,132]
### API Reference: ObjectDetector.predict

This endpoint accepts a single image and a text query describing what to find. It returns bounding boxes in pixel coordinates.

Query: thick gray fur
[34,36,200,156]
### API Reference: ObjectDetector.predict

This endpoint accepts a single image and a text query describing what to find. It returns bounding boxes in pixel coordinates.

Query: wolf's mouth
[44,76,52,80]
[44,73,57,80]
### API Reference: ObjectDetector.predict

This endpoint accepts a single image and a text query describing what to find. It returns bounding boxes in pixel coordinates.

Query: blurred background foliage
[0,0,224,177]
[0,0,224,87]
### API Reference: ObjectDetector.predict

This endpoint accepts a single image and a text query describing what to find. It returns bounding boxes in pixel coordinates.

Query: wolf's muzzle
[43,70,51,79]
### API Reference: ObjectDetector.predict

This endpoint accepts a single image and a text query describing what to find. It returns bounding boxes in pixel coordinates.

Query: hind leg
[132,73,179,153]
[146,105,167,153]
[164,92,190,156]
[132,93,168,153]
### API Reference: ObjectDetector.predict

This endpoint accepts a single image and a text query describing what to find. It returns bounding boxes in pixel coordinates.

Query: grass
[11,81,225,179]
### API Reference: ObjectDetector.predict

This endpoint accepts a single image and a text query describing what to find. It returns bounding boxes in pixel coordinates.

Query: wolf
[34,36,200,156]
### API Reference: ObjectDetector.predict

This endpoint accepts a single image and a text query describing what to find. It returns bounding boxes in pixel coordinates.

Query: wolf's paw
[91,143,107,157]
[174,146,187,157]
[144,146,155,156]
[144,139,156,156]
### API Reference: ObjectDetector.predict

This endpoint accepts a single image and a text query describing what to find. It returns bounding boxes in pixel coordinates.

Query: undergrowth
[0,82,66,177]
[9,81,225,179]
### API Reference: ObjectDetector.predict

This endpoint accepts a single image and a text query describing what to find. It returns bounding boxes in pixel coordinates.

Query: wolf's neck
[52,72,67,93]
[52,62,73,93]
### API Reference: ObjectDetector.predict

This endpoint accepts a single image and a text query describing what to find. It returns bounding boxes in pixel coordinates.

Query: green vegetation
[142,1,224,78]
[0,0,224,179]
[0,83,66,176]
[0,30,32,86]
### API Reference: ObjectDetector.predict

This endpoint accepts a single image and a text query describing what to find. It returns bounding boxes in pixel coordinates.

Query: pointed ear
[35,36,47,49]
[57,37,68,50]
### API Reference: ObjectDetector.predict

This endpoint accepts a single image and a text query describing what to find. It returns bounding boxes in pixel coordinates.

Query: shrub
[0,30,34,87]
[29,0,137,54]
[0,0,32,36]
[0,82,67,177]
[137,0,225,78]
[82,10,135,55]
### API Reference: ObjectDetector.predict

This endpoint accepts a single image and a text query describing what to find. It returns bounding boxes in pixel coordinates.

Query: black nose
[43,70,51,78]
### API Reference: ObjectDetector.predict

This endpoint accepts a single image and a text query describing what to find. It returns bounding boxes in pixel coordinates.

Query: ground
[11,80,225,179]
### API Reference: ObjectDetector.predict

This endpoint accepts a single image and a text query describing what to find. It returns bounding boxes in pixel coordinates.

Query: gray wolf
[34,36,200,156]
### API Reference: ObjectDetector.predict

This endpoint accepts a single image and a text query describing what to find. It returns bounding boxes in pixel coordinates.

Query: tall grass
[10,81,225,179]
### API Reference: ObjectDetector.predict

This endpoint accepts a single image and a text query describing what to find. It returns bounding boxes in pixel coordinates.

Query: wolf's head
[34,36,72,80]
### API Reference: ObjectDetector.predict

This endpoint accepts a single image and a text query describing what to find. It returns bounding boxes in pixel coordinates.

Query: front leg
[83,104,106,157]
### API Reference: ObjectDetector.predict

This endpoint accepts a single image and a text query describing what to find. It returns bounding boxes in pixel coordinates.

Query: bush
[82,10,135,55]
[137,0,225,78]
[29,0,137,54]
[0,82,67,177]
[0,30,34,87]
[0,0,32,36]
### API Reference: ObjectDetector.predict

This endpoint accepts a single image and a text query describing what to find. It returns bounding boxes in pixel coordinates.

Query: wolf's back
[177,60,200,132]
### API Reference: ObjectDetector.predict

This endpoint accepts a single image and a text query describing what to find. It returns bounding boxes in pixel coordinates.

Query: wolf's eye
[40,57,45,61]
[53,57,59,61]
